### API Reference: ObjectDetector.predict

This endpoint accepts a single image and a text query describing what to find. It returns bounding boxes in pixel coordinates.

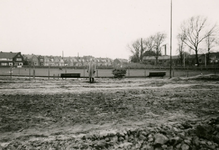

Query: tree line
[129,16,219,66]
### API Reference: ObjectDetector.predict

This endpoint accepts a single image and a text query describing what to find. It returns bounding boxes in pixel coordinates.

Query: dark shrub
[112,68,127,78]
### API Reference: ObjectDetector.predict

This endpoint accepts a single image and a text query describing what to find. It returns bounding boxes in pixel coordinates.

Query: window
[16,58,22,61]
[1,63,7,66]
[0,58,7,61]
[9,62,13,66]
[18,62,23,66]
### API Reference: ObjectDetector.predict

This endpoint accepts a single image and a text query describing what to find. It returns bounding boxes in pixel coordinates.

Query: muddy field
[0,75,219,150]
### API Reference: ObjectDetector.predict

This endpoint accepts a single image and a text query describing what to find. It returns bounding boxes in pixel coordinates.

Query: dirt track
[0,76,219,149]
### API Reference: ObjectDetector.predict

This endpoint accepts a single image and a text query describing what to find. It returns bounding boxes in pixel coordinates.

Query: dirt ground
[0,75,219,150]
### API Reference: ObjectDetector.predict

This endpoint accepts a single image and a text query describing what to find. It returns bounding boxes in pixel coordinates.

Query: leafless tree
[177,33,186,66]
[143,36,155,52]
[205,27,219,65]
[128,38,145,62]
[129,32,166,64]
[180,16,217,66]
[153,32,166,65]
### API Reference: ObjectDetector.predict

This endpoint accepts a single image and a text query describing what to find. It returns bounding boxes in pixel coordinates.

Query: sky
[0,0,219,59]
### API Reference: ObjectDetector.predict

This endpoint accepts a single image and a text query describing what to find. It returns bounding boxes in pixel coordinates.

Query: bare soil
[0,75,219,149]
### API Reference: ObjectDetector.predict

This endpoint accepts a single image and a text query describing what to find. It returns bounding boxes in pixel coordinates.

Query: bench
[61,73,81,78]
[148,72,166,77]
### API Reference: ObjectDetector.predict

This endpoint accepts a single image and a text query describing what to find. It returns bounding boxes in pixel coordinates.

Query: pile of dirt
[188,74,219,81]
[1,117,219,150]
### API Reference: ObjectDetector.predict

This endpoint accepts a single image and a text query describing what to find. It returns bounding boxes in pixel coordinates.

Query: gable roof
[0,52,19,59]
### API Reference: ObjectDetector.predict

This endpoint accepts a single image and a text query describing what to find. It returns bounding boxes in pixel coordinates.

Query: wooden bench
[148,72,166,77]
[61,73,81,78]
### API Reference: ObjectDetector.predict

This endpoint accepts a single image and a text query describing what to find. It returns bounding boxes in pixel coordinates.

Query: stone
[154,133,168,145]
[139,134,146,140]
[207,141,212,145]
[181,143,189,150]
[176,144,181,149]
[148,134,154,142]
[142,144,154,150]
[184,139,191,144]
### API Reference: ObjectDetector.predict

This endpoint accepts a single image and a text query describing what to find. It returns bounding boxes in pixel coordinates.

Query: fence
[0,66,218,79]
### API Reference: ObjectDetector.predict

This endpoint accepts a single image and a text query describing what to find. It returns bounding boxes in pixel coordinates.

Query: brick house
[38,55,45,66]
[23,54,39,66]
[0,51,24,67]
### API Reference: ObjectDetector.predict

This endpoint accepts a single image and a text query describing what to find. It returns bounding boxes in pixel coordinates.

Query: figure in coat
[87,59,96,83]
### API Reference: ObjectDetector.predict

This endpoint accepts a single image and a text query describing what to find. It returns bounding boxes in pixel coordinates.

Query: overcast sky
[0,0,218,59]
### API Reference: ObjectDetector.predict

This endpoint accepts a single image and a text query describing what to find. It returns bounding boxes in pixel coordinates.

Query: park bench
[148,72,166,77]
[61,73,81,78]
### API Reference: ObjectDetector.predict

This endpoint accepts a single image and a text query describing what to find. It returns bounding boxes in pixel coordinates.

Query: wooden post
[187,67,189,77]
[48,65,50,79]
[33,64,35,79]
[18,67,20,76]
[29,64,31,80]
[83,66,85,77]
[10,66,12,80]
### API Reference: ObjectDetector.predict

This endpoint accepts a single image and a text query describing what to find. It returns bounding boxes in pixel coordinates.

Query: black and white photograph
[0,0,219,149]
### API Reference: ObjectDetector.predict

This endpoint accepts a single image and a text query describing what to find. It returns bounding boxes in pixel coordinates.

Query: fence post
[96,65,98,77]
[29,65,31,80]
[128,68,130,77]
[18,67,20,76]
[83,66,85,77]
[201,66,203,75]
[10,66,12,80]
[173,68,174,77]
[33,64,35,79]
[48,65,50,79]
[187,67,189,77]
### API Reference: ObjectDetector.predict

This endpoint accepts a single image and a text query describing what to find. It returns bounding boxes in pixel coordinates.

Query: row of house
[23,54,114,67]
[0,51,129,67]
[1,51,219,68]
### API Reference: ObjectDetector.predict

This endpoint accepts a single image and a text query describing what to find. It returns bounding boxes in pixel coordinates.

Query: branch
[183,40,196,51]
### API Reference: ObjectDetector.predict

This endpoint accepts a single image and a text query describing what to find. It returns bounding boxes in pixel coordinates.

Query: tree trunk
[180,52,183,66]
[195,49,199,66]
[207,48,210,65]
[140,38,143,62]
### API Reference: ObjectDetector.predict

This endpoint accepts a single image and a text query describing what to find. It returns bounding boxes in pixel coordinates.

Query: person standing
[87,58,96,83]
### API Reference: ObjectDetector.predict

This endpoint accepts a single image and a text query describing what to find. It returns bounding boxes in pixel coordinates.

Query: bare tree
[180,16,217,66]
[143,36,155,54]
[177,33,186,66]
[205,27,219,65]
[153,32,166,65]
[129,32,166,64]
[128,38,145,62]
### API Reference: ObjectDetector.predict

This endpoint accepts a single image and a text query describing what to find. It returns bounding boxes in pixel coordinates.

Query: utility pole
[169,0,173,78]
